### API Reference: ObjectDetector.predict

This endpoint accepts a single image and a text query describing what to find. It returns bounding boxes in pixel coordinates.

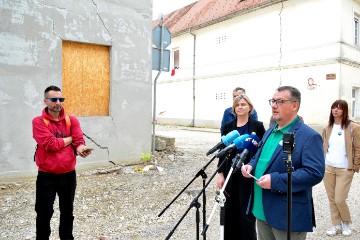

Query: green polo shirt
[252,117,298,221]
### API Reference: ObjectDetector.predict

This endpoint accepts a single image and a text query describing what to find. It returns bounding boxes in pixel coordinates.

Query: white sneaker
[342,222,352,236]
[326,224,342,236]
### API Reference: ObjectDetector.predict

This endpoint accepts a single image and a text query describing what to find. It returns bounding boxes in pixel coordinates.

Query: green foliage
[141,153,152,162]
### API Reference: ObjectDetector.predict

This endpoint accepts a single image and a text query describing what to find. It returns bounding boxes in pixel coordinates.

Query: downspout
[189,29,196,127]
[338,0,343,99]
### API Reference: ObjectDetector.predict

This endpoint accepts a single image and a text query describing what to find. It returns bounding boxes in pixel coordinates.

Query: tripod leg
[196,207,200,240]
[219,207,225,240]
[202,202,219,235]
[202,178,207,240]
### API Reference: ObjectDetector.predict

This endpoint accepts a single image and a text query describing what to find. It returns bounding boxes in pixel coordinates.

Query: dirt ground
[1,125,360,239]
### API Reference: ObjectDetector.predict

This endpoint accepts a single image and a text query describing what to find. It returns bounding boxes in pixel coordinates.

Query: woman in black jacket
[216,94,265,240]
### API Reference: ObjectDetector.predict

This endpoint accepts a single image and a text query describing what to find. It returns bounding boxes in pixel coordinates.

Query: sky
[152,0,197,20]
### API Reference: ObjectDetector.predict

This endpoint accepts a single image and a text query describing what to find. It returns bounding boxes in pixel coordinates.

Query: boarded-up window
[62,41,110,116]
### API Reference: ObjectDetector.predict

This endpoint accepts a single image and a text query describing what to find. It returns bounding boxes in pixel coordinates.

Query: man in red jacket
[32,85,90,240]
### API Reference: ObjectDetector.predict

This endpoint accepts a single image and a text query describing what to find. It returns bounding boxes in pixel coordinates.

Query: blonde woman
[322,100,360,236]
[216,94,265,240]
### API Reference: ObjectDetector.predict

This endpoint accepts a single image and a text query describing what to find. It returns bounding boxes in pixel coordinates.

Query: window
[351,87,359,118]
[216,35,227,44]
[355,13,359,45]
[62,41,110,116]
[173,49,180,69]
[216,92,226,100]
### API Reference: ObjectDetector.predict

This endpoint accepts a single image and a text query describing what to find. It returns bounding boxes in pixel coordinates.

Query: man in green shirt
[242,86,325,240]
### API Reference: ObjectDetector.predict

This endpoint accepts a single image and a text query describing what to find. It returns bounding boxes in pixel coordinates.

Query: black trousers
[35,170,76,240]
[223,170,257,240]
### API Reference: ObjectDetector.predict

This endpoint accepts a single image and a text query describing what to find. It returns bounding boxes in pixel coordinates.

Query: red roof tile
[153,0,275,36]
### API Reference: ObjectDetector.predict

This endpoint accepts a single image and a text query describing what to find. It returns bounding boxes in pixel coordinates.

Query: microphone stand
[164,154,230,240]
[284,154,294,240]
[283,133,294,240]
[219,206,225,240]
[201,152,246,237]
[160,154,219,240]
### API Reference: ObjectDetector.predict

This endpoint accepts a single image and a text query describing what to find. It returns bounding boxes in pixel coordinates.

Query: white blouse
[325,124,348,168]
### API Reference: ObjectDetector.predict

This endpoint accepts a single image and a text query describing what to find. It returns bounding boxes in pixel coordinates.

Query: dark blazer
[249,118,325,232]
[218,117,266,175]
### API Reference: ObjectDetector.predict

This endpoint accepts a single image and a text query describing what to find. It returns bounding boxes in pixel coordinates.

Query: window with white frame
[351,87,359,118]
[355,13,359,45]
[173,49,179,69]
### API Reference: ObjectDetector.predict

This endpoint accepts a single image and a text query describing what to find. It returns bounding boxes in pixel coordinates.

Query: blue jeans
[35,170,76,240]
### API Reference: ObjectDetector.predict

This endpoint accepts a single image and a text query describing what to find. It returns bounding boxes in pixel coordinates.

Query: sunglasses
[46,97,65,102]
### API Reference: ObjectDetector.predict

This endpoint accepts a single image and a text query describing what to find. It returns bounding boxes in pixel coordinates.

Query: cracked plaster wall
[0,0,153,179]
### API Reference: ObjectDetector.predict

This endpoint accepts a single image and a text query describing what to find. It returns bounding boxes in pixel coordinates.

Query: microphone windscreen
[221,130,240,146]
[243,133,260,152]
[233,134,249,150]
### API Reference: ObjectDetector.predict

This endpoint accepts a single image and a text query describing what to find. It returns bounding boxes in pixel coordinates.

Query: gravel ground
[1,124,360,240]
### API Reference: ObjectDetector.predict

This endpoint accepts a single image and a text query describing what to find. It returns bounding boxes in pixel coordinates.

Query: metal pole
[152,71,161,153]
[286,154,293,240]
[152,15,164,153]
[189,30,196,127]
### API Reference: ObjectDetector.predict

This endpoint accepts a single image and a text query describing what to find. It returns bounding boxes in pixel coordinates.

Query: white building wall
[153,0,360,129]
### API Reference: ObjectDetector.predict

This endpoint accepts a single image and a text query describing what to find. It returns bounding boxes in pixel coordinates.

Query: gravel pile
[1,125,360,239]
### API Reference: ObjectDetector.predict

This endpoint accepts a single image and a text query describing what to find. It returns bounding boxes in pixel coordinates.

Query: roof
[152,0,278,36]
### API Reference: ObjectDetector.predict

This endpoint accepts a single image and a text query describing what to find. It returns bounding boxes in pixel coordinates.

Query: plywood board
[62,41,110,116]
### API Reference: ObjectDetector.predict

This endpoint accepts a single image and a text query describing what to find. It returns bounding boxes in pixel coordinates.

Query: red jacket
[32,108,85,174]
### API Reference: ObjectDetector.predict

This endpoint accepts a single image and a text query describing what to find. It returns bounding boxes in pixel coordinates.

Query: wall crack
[92,0,113,44]
[52,20,62,39]
[83,133,114,165]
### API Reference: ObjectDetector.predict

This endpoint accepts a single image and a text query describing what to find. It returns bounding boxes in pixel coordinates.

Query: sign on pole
[152,48,170,71]
[152,25,171,72]
[151,23,172,153]
[152,25,171,49]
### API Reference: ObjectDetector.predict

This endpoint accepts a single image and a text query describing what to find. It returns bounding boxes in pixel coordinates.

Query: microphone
[282,132,294,154]
[242,132,260,152]
[206,130,240,156]
[233,133,260,170]
[216,134,249,158]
